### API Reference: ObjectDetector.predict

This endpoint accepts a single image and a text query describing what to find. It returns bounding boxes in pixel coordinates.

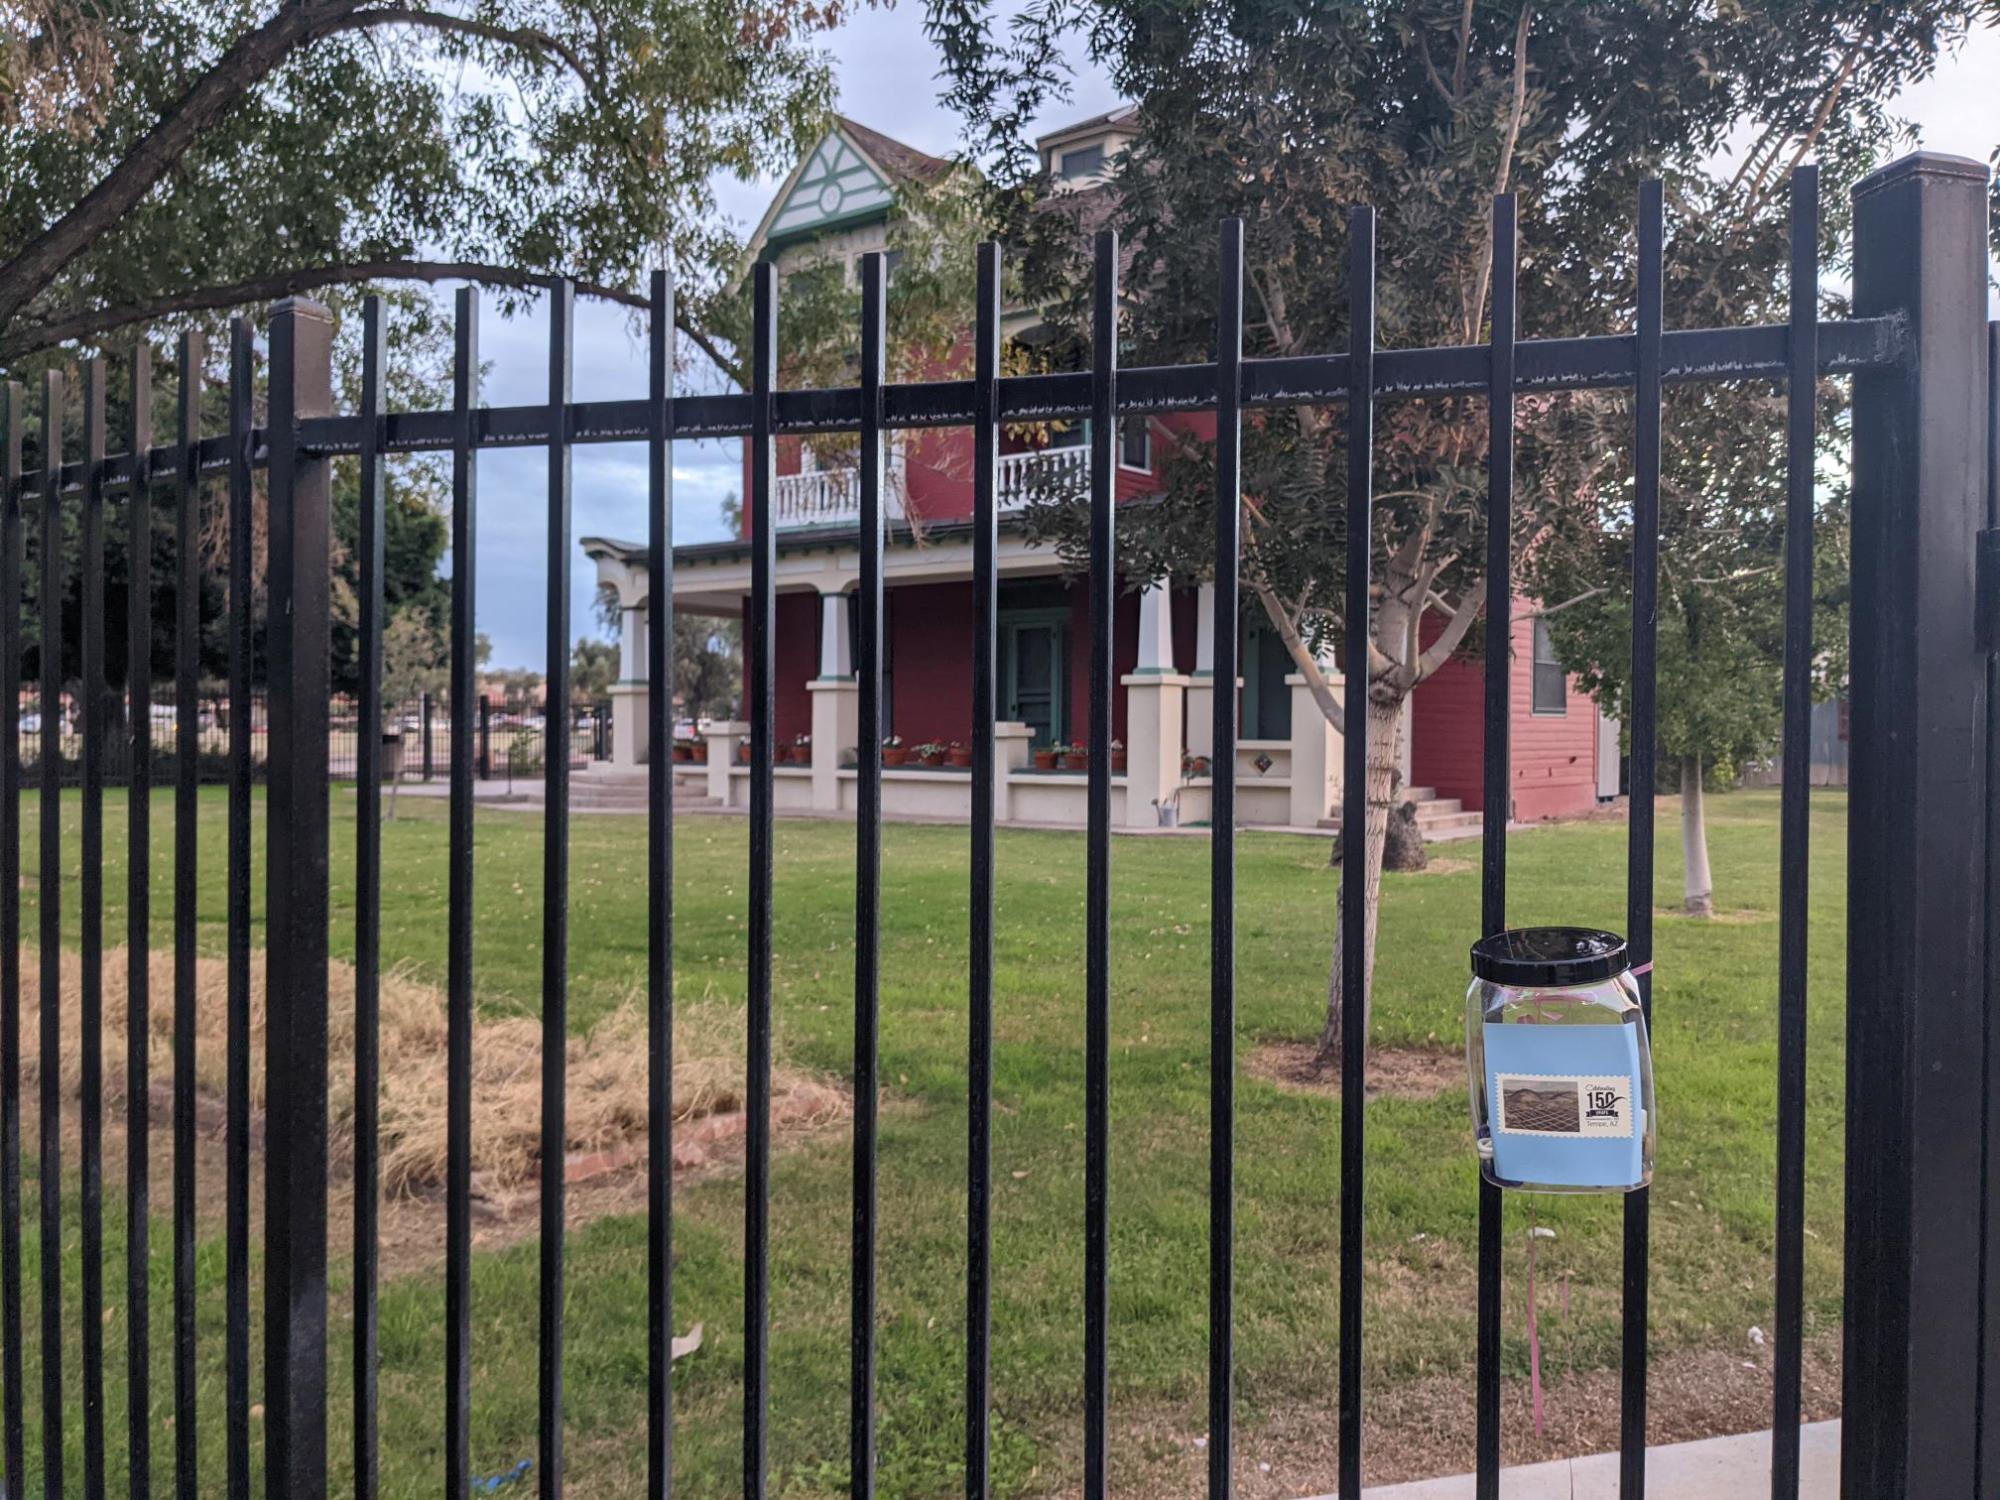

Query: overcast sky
[467,14,1998,672]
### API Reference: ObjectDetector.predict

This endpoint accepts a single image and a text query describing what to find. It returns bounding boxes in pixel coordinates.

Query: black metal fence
[0,147,1993,1500]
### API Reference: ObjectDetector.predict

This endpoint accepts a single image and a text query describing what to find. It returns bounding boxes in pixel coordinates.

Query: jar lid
[1470,927,1628,987]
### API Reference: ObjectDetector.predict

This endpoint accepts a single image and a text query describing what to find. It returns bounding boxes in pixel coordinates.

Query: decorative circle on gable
[817,183,843,214]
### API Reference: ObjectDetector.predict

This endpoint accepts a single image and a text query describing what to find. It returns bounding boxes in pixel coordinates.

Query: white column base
[993,721,1033,822]
[1120,672,1189,828]
[704,721,749,806]
[808,678,859,812]
[1287,672,1343,829]
[608,681,649,769]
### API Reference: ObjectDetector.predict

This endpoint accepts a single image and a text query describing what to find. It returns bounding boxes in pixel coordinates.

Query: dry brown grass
[17,947,839,1198]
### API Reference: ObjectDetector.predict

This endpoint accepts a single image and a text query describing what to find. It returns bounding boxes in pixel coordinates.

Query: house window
[1058,144,1105,179]
[1119,415,1150,473]
[1532,618,1567,715]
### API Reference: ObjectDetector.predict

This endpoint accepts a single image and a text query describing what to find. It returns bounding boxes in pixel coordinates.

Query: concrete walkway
[1313,1421,1839,1498]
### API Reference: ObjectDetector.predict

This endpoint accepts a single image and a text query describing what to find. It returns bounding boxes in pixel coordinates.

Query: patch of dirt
[21,947,850,1275]
[1245,1040,1462,1102]
[1052,1336,1842,1500]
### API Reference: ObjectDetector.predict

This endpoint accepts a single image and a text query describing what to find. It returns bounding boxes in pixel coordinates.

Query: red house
[585,112,1612,832]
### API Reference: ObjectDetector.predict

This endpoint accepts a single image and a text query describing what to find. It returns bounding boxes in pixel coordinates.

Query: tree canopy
[0,0,864,370]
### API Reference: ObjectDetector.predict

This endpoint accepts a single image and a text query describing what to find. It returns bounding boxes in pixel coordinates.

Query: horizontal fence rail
[0,150,1990,1500]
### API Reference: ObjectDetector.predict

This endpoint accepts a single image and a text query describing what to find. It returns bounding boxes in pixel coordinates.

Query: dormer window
[1058,144,1105,179]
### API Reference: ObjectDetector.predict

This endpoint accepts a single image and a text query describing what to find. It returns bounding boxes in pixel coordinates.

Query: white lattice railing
[771,448,1089,529]
[997,446,1088,510]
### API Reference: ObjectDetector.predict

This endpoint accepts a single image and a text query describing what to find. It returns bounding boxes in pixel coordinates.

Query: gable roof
[745,117,953,260]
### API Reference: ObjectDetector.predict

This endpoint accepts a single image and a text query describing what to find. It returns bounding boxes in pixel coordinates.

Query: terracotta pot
[737,743,751,764]
[918,749,946,767]
[1032,749,1058,770]
[883,747,911,767]
[790,744,811,766]
[1061,750,1089,772]
[692,741,709,764]
[672,743,693,763]
[1110,751,1127,773]
[947,748,973,768]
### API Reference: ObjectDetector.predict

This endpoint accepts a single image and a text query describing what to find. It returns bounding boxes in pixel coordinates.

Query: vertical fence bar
[1841,151,1992,1500]
[744,260,777,1500]
[80,357,107,1500]
[1,381,20,1500]
[263,297,335,1499]
[540,277,575,1500]
[171,332,202,1500]
[1083,227,1119,1500]
[124,346,153,1500]
[480,695,491,781]
[1985,313,2000,1493]
[38,365,64,1500]
[1770,164,1818,1500]
[964,240,999,1500]
[1208,216,1244,1500]
[446,287,480,1500]
[225,316,254,1500]
[422,692,435,782]
[354,296,388,1500]
[1475,192,1516,1500]
[1619,180,1664,1500]
[645,268,676,1500]
[851,249,886,1500]
[1338,206,1374,1500]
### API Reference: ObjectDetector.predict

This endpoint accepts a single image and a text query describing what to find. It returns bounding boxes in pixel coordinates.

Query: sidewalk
[1314,1421,1838,1498]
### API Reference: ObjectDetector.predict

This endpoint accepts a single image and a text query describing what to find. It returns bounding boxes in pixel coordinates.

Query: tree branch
[1251,576,1346,735]
[1413,579,1485,683]
[0,2,603,334]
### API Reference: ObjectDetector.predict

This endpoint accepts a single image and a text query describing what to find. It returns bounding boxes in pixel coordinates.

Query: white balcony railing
[771,446,1090,529]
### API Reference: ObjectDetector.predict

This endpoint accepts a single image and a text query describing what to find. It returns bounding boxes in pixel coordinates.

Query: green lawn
[10,786,1846,1497]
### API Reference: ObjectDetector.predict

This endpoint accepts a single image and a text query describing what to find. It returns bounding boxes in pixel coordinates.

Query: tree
[571,637,620,701]
[928,0,1994,1066]
[377,606,447,817]
[0,0,866,373]
[676,614,741,722]
[1524,177,1853,917]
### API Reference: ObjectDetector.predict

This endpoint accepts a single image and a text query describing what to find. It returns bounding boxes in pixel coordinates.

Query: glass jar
[1466,927,1655,1194]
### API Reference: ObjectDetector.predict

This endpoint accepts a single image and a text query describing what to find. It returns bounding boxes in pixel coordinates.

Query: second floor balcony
[774,445,1091,530]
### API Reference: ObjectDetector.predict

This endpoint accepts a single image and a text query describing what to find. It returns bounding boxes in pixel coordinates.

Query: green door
[1241,615,1293,740]
[1000,612,1067,748]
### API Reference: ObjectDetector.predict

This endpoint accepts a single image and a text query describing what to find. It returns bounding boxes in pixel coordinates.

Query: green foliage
[0,0,865,367]
[570,635,620,700]
[675,612,741,720]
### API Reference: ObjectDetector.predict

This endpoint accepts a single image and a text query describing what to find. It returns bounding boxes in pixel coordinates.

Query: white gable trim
[743,123,900,264]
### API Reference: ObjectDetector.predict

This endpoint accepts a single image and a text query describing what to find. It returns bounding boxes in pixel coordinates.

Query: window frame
[1530,616,1568,716]
[1117,415,1151,474]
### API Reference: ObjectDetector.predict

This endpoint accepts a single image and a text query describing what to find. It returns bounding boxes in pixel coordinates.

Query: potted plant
[1109,738,1126,773]
[1181,752,1211,778]
[691,738,709,764]
[737,741,752,764]
[881,734,910,768]
[915,740,948,767]
[946,740,973,768]
[1059,741,1089,772]
[790,732,812,766]
[1031,743,1059,771]
[672,740,694,763]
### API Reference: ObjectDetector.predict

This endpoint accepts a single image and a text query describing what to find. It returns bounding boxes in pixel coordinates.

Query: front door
[1000,612,1067,749]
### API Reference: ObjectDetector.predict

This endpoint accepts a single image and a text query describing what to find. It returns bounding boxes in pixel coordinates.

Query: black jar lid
[1470,927,1628,987]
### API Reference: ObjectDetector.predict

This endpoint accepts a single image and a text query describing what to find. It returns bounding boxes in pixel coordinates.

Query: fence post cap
[1852,151,1989,200]
[268,295,334,323]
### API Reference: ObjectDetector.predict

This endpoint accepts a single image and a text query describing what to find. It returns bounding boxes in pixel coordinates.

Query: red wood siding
[740,591,822,744]
[1409,600,1602,821]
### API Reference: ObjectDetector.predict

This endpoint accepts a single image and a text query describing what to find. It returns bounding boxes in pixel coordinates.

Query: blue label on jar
[1483,1022,1644,1189]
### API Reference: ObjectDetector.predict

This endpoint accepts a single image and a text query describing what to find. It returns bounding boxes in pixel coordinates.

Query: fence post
[1843,151,1993,1499]
[422,691,434,781]
[262,296,334,1497]
[479,694,491,780]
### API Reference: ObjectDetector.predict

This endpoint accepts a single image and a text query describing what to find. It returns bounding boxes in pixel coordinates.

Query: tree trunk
[1313,688,1405,1070]
[1680,753,1714,917]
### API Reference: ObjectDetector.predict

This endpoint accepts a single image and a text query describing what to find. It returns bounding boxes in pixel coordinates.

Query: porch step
[1316,795,1484,842]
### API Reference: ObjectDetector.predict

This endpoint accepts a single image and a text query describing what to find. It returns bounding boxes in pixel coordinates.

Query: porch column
[1187,580,1217,760]
[608,601,650,769]
[809,588,858,812]
[1121,579,1186,827]
[1288,670,1343,830]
